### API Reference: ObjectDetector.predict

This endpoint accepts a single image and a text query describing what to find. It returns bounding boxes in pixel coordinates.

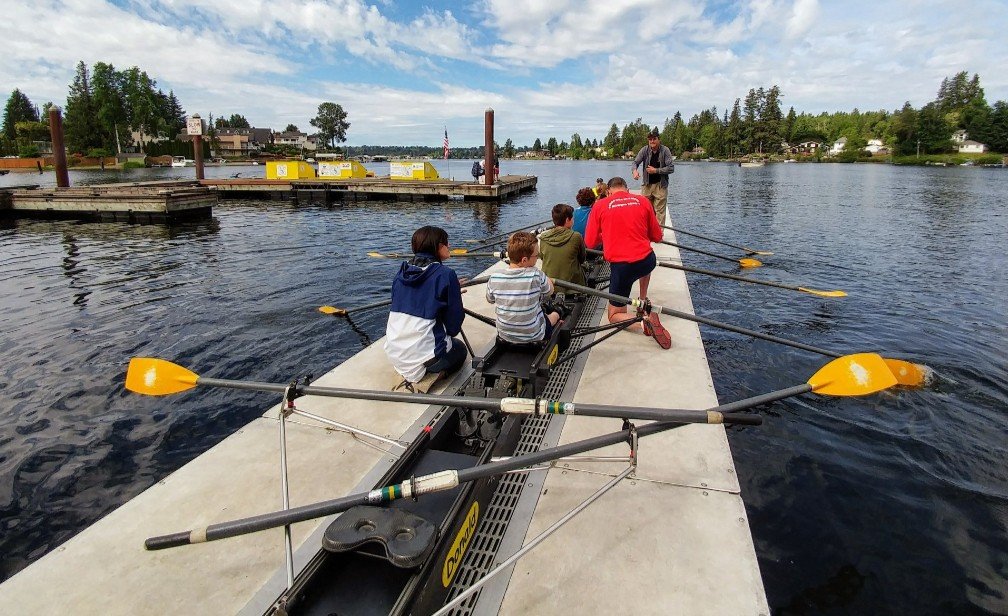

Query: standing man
[583,177,671,349]
[632,128,675,225]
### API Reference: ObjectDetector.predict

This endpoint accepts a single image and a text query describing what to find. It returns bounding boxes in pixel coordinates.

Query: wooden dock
[202,174,537,203]
[2,181,215,223]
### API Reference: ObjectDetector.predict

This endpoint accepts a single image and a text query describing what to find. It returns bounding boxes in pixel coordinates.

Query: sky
[2,0,1007,146]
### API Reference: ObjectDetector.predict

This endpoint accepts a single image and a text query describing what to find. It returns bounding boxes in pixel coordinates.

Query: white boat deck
[0,231,767,614]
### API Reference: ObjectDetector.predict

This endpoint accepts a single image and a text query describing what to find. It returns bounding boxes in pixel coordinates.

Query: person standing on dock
[631,128,674,225]
[592,177,608,199]
[384,226,466,386]
[539,203,587,286]
[584,177,672,349]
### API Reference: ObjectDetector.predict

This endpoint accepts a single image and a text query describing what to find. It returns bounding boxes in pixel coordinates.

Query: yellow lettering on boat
[547,344,559,366]
[442,501,479,587]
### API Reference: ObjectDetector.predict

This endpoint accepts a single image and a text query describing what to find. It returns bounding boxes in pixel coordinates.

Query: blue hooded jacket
[384,254,464,382]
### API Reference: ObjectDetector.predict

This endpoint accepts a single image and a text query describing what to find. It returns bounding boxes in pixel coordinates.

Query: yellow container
[317,160,368,179]
[390,161,440,181]
[266,160,316,179]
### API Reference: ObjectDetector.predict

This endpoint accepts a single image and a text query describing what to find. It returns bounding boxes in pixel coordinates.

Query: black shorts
[608,251,657,306]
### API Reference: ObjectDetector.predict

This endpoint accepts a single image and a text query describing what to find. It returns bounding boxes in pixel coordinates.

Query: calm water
[1,161,1006,614]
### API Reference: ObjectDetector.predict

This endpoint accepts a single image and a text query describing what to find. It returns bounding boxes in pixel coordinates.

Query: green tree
[917,102,952,153]
[891,102,918,155]
[987,100,1008,152]
[503,138,515,158]
[163,90,186,136]
[91,62,127,153]
[310,103,350,148]
[64,61,101,153]
[602,123,620,155]
[546,136,558,156]
[122,67,160,150]
[228,114,251,129]
[3,88,39,140]
[783,106,797,143]
[284,124,299,132]
[533,137,542,152]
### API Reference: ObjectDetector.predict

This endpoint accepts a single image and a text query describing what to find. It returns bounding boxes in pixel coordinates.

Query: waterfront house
[213,127,274,158]
[865,139,887,155]
[791,141,822,154]
[829,137,848,156]
[959,140,987,154]
[273,131,317,151]
[952,129,968,144]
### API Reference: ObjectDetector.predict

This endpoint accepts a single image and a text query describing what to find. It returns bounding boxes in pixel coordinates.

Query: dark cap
[596,177,604,183]
[648,128,660,139]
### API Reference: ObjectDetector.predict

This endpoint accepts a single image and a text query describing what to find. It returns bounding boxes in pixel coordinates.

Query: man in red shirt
[583,177,672,349]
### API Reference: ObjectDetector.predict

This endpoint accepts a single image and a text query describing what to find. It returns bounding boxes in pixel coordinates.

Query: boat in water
[739,159,766,168]
[171,156,196,167]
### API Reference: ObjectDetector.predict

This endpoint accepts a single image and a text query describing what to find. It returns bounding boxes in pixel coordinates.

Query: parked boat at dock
[171,156,195,167]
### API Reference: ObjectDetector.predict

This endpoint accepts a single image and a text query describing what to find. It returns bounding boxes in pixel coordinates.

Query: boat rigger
[0,231,785,614]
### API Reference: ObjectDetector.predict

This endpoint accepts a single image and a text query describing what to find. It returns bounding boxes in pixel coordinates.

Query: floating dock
[203,174,537,203]
[1,181,215,223]
[0,233,767,614]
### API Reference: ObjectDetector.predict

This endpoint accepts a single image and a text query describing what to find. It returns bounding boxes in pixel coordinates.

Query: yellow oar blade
[451,248,469,255]
[319,305,346,315]
[367,251,391,258]
[807,353,897,396]
[125,358,199,396]
[883,358,928,387]
[739,258,762,268]
[797,287,848,298]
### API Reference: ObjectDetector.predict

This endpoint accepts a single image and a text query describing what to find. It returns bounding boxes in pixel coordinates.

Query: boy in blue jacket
[384,226,466,385]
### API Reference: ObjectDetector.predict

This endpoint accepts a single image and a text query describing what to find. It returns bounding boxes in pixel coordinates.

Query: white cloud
[785,0,819,39]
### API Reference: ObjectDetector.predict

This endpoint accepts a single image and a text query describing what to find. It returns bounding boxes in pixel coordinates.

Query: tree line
[514,72,1007,160]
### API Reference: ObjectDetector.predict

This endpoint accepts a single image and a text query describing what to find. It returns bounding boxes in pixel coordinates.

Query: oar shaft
[198,378,764,424]
[658,261,801,292]
[467,219,550,251]
[146,388,778,549]
[552,279,842,359]
[662,225,761,254]
[335,275,491,316]
[660,240,743,264]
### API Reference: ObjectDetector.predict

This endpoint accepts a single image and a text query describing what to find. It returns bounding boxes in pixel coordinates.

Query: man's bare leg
[607,304,644,333]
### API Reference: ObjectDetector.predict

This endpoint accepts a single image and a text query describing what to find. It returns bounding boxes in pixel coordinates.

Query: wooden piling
[48,107,70,188]
[484,108,494,186]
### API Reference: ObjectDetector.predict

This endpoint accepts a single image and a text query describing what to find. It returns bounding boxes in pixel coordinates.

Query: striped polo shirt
[486,266,551,343]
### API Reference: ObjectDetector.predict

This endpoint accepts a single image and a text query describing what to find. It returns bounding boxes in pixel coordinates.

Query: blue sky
[2,0,1007,146]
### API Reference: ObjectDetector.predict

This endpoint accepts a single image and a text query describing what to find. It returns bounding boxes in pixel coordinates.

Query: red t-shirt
[583,191,664,263]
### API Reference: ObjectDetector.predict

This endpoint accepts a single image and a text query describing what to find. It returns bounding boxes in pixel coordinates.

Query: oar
[657,261,846,298]
[662,224,773,256]
[660,240,762,268]
[139,354,896,550]
[551,279,926,386]
[319,275,491,316]
[125,357,761,423]
[368,250,506,260]
[464,219,550,247]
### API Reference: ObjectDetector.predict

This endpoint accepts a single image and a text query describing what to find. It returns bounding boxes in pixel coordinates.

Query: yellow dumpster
[266,160,316,179]
[318,160,368,179]
[390,161,440,181]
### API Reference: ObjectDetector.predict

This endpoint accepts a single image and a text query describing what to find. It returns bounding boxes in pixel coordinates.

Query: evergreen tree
[64,61,101,153]
[533,137,542,152]
[742,88,759,153]
[91,62,126,153]
[546,136,558,156]
[727,99,742,157]
[3,88,39,140]
[784,106,797,143]
[602,123,620,154]
[987,100,1008,153]
[917,102,952,153]
[503,138,515,158]
[227,113,251,129]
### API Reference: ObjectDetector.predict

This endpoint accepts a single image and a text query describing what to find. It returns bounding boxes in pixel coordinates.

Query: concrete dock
[203,174,537,203]
[2,181,215,223]
[0,232,767,614]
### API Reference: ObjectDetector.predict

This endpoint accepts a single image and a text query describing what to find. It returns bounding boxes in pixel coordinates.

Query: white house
[952,130,968,144]
[959,140,987,154]
[829,137,848,156]
[865,139,886,154]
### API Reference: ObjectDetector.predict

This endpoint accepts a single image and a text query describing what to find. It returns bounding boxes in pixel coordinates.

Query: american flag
[443,128,450,159]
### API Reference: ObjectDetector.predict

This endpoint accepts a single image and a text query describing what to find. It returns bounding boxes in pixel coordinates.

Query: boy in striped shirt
[486,231,562,344]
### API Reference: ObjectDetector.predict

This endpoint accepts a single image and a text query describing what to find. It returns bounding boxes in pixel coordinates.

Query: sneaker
[642,313,672,349]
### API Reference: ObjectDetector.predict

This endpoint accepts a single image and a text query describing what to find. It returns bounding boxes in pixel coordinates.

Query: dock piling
[48,107,70,188]
[484,108,494,186]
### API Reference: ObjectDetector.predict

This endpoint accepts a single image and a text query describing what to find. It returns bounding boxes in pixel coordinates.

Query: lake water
[1,161,1006,614]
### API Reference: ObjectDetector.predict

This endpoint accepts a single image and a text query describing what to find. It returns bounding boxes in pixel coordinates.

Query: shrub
[19,145,40,158]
